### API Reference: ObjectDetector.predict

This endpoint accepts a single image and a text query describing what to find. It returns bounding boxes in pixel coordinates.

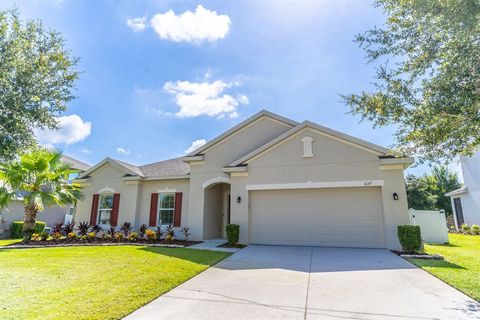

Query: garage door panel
[250,187,385,248]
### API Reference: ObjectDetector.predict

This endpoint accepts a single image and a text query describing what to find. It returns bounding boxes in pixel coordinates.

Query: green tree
[342,1,480,163]
[0,9,79,161]
[406,165,461,214]
[0,149,82,240]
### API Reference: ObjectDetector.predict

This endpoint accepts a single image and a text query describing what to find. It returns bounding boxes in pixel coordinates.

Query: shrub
[52,232,62,240]
[77,221,90,236]
[114,232,123,242]
[91,224,102,234]
[31,233,42,241]
[67,232,77,240]
[182,227,191,242]
[471,224,480,235]
[128,232,138,241]
[139,224,148,238]
[225,224,240,245]
[53,222,63,233]
[120,221,132,236]
[107,227,116,238]
[155,226,163,240]
[41,232,48,241]
[87,232,96,241]
[397,225,422,252]
[11,221,46,239]
[145,229,156,241]
[64,222,76,235]
[165,225,175,241]
[461,223,471,234]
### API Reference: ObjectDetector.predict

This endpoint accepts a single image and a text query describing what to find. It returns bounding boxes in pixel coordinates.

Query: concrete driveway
[124,246,480,320]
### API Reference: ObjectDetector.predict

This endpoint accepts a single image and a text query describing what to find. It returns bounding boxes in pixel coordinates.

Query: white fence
[408,209,449,244]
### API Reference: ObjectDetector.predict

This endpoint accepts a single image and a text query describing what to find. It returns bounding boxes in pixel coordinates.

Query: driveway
[124,246,480,320]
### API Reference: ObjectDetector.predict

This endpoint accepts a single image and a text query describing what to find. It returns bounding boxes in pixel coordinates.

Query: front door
[453,198,464,226]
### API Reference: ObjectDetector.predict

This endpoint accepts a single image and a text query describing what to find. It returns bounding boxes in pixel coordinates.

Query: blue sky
[1,0,458,177]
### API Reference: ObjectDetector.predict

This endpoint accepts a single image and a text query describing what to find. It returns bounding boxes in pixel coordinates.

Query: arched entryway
[203,178,231,240]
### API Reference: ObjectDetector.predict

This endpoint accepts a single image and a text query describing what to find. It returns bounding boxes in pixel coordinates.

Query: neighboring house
[446,152,480,229]
[0,155,91,230]
[74,110,413,249]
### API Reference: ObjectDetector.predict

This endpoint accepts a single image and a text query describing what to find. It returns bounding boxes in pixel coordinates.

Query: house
[0,155,91,234]
[74,110,413,249]
[446,152,480,229]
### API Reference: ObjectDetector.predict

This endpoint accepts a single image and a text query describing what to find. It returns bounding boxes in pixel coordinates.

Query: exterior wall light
[237,196,241,203]
[393,192,399,200]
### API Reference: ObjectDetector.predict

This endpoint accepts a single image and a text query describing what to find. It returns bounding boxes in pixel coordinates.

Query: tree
[342,1,480,163]
[0,149,82,240]
[405,165,461,214]
[0,9,79,161]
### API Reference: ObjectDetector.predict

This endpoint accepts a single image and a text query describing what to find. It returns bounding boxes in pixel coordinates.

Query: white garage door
[249,187,385,248]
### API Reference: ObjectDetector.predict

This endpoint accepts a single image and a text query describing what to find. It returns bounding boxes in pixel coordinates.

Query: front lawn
[408,233,480,302]
[0,238,21,246]
[0,246,230,320]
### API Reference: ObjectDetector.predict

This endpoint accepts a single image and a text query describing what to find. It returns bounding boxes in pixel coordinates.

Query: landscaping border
[0,242,199,250]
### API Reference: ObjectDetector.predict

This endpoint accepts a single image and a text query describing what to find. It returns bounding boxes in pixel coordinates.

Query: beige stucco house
[74,110,413,249]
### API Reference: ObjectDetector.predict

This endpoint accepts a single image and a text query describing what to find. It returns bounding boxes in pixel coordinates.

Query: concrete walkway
[124,246,480,320]
[188,239,240,253]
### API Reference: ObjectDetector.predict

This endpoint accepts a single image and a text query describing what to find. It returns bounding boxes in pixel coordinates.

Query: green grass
[0,238,21,246]
[408,233,480,302]
[0,245,230,320]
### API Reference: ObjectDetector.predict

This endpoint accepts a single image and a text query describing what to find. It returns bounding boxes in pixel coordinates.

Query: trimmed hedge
[225,224,240,245]
[11,221,47,239]
[397,225,422,252]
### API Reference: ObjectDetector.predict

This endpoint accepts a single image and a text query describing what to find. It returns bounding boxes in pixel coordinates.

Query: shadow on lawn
[411,258,466,270]
[426,242,461,248]
[137,246,231,264]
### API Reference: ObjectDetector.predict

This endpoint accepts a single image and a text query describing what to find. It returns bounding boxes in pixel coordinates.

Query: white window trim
[98,193,114,227]
[158,192,175,226]
[98,186,115,194]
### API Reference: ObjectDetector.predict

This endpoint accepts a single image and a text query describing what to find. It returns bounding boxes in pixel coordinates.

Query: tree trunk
[22,204,38,241]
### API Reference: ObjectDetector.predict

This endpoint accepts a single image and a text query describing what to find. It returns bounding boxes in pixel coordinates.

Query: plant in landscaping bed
[87,232,96,241]
[53,222,63,234]
[107,227,116,238]
[10,221,46,239]
[91,224,102,235]
[165,225,175,242]
[64,222,76,235]
[77,221,90,236]
[120,222,132,237]
[52,232,62,241]
[139,224,148,239]
[472,224,480,235]
[31,233,42,241]
[461,223,471,234]
[449,225,458,233]
[225,224,240,245]
[145,229,156,241]
[182,227,191,242]
[114,232,123,242]
[67,232,77,241]
[41,232,48,241]
[155,226,163,240]
[128,232,138,242]
[397,225,422,253]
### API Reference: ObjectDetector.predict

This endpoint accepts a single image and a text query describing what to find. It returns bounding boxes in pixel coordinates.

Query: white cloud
[116,147,131,155]
[184,139,207,154]
[35,114,91,146]
[127,17,147,32]
[164,80,248,118]
[150,5,230,43]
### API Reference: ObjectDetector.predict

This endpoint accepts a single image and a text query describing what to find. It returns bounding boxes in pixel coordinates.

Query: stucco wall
[1,200,68,228]
[235,128,409,249]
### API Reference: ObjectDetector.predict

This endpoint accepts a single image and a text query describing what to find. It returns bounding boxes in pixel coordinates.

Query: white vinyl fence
[408,209,449,244]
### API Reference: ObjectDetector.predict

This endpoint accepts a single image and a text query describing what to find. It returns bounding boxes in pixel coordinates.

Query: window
[98,194,114,225]
[158,193,175,225]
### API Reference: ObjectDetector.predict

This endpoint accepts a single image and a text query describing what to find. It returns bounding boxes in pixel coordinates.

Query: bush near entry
[397,225,422,252]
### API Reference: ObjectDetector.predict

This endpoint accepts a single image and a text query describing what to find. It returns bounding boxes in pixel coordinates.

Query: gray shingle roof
[61,155,91,172]
[139,158,190,177]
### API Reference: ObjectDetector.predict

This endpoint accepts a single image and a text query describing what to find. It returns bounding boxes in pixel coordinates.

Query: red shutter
[149,193,159,227]
[111,193,120,226]
[173,192,182,227]
[90,194,99,225]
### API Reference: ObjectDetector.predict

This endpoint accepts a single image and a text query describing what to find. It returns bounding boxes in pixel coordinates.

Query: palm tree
[0,149,82,240]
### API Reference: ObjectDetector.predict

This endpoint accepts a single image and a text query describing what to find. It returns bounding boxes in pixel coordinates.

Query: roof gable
[185,110,298,157]
[228,121,393,167]
[79,158,144,178]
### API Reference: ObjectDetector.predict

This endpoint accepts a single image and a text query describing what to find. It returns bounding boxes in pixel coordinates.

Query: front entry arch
[203,182,231,239]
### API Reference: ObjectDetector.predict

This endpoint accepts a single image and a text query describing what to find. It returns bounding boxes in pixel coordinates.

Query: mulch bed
[1,239,201,249]
[217,243,246,249]
[391,250,444,260]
